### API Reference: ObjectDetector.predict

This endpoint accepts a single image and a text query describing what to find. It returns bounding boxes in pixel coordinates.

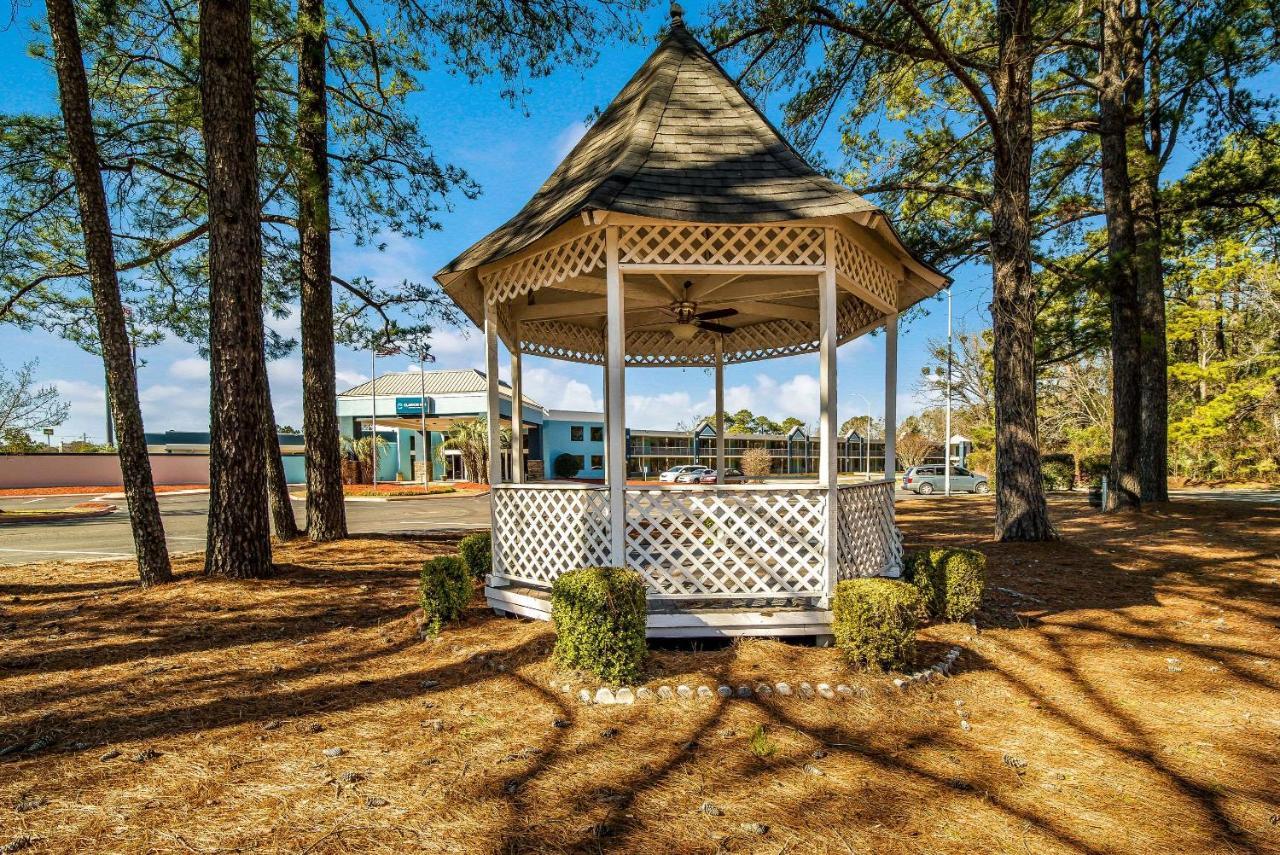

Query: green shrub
[458,532,491,579]
[553,453,581,479]
[907,547,987,622]
[904,550,945,617]
[1042,460,1074,491]
[1080,455,1110,487]
[419,555,473,636]
[832,578,922,670]
[551,566,647,683]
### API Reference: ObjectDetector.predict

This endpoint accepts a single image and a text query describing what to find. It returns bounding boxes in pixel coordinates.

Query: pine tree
[44,0,172,586]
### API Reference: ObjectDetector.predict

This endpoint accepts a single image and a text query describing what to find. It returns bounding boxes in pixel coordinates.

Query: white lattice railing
[624,486,828,599]
[835,480,901,578]
[490,481,900,599]
[490,484,611,586]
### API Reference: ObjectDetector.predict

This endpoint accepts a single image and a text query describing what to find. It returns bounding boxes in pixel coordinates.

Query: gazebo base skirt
[486,582,839,641]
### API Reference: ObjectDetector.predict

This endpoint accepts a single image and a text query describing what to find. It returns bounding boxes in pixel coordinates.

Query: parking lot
[0,491,490,564]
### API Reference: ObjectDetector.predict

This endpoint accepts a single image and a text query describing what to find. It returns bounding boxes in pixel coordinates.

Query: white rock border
[892,646,963,691]
[567,679,874,706]
[548,645,966,706]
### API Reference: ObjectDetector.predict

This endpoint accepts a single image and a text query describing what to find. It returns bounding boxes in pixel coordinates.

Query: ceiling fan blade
[694,307,739,321]
[696,320,735,335]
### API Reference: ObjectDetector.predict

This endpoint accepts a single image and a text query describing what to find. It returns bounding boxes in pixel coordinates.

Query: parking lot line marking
[0,547,133,557]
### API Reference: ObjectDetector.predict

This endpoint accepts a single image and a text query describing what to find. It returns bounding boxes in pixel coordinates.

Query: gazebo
[434,6,948,638]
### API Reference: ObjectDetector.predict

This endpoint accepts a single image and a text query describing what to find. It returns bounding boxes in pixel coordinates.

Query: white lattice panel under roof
[833,229,898,311]
[618,223,826,267]
[480,228,607,305]
[470,220,912,365]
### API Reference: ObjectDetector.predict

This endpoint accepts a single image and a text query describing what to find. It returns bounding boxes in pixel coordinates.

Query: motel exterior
[335,368,970,483]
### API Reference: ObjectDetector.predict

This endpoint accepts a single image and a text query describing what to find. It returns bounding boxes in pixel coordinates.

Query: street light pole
[944,287,953,496]
[852,392,873,482]
[419,358,429,487]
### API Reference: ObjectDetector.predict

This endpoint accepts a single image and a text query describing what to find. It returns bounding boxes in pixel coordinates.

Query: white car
[659,464,707,483]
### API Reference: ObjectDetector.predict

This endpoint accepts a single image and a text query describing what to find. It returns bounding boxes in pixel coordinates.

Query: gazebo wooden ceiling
[435,8,948,367]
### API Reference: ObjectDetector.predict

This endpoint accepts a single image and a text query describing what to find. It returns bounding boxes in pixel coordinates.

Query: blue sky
[0,0,994,442]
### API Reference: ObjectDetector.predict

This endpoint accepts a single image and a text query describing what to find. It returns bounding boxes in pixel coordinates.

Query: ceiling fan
[640,281,738,340]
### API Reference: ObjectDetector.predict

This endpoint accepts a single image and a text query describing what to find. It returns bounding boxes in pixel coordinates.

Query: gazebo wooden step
[485,582,834,640]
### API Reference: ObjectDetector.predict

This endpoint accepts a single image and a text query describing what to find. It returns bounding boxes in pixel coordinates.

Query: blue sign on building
[395,396,432,416]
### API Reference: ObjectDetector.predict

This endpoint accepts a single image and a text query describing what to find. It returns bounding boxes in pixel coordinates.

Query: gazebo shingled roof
[434,15,947,355]
[439,18,897,274]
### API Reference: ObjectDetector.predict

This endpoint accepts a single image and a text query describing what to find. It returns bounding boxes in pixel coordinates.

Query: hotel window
[590,426,603,442]
[570,425,584,441]
[590,454,603,469]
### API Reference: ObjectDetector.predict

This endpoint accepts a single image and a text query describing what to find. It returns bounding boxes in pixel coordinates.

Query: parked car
[698,468,745,484]
[902,465,989,495]
[659,464,707,483]
[674,466,712,483]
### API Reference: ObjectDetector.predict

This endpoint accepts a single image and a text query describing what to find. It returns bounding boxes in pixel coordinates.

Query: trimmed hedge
[906,547,987,622]
[551,566,647,683]
[905,550,946,618]
[553,453,581,479]
[831,578,923,670]
[459,532,492,579]
[420,555,473,636]
[1042,460,1074,491]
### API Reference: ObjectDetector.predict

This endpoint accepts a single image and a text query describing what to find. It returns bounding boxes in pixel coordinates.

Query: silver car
[902,465,989,495]
[659,464,706,483]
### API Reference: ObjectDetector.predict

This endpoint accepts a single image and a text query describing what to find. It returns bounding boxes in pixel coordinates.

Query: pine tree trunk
[262,376,300,539]
[45,0,173,586]
[1098,0,1142,510]
[297,0,347,541]
[989,0,1054,541]
[200,0,273,578]
[1131,6,1168,503]
[1135,165,1168,504]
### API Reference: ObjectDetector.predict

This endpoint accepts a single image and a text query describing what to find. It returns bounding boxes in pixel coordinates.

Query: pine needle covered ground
[1,498,1277,853]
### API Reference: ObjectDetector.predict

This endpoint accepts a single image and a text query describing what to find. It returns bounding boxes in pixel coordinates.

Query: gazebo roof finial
[670,1,685,28]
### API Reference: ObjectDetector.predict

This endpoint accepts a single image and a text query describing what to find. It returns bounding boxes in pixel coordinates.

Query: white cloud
[627,390,713,429]
[169,357,209,381]
[722,372,821,425]
[521,366,602,412]
[335,370,367,389]
[551,121,590,160]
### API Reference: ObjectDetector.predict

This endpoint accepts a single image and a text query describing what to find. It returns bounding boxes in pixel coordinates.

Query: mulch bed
[0,501,117,523]
[0,498,1276,853]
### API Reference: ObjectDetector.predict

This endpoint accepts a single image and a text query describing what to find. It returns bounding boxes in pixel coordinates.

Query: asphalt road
[2,487,1273,565]
[0,492,490,565]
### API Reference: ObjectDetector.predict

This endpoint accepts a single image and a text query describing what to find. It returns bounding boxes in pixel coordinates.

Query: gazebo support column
[714,338,725,479]
[883,313,898,481]
[510,325,524,484]
[818,230,839,606]
[604,225,627,564]
[485,297,502,486]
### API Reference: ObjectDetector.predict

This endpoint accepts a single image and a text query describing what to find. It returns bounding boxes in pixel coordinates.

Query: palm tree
[436,418,509,484]
[341,434,389,484]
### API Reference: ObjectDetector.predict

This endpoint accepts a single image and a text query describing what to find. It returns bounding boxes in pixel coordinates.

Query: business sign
[395,396,432,416]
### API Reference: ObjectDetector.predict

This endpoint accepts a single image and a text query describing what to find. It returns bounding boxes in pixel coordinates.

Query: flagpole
[371,346,378,488]
[944,287,953,497]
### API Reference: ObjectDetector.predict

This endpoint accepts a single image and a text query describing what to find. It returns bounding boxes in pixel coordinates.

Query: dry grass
[1,498,1278,854]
